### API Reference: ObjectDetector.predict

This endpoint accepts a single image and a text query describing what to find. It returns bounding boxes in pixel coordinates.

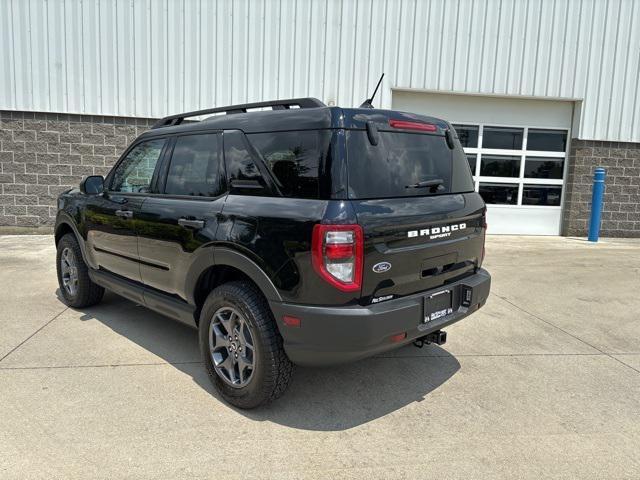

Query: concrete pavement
[1,235,639,479]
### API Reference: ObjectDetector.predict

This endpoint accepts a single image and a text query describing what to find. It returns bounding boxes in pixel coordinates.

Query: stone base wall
[0,110,154,228]
[562,140,640,238]
[2,110,640,237]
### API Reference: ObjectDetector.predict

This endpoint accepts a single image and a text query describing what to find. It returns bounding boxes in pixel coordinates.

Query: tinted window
[223,130,269,196]
[452,124,479,148]
[479,183,518,205]
[522,184,562,206]
[346,131,473,199]
[524,157,564,179]
[527,129,567,152]
[480,155,521,177]
[111,139,165,193]
[483,126,523,150]
[164,134,222,197]
[248,130,331,199]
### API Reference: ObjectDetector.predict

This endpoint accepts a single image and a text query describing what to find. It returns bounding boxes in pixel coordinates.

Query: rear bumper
[270,268,491,366]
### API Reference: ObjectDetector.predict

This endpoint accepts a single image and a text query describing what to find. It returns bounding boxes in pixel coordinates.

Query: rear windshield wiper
[405,179,445,191]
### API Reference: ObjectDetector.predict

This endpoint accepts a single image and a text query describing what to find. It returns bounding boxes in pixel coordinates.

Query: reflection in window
[480,155,520,177]
[466,154,477,175]
[452,124,479,148]
[479,183,518,205]
[346,131,462,199]
[524,157,564,179]
[248,131,331,199]
[527,129,567,152]
[522,184,562,206]
[111,139,165,193]
[165,134,222,197]
[223,131,269,196]
[483,126,523,150]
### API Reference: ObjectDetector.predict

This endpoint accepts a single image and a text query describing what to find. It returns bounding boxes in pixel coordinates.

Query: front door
[136,132,226,299]
[84,137,167,282]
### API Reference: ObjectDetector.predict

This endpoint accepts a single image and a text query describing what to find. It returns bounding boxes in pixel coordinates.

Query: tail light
[481,215,487,264]
[312,224,363,292]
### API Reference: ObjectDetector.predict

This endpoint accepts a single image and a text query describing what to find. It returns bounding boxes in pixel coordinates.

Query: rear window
[346,131,473,199]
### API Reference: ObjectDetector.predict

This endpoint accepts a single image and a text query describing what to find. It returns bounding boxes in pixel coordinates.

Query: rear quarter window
[247,130,332,200]
[346,131,473,199]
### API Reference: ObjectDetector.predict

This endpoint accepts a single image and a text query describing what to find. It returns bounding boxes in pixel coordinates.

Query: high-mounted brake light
[389,119,438,132]
[312,224,363,292]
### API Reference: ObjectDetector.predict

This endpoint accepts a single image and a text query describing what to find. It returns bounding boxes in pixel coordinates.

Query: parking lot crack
[492,292,640,376]
[0,307,68,364]
[612,357,640,375]
[0,360,203,371]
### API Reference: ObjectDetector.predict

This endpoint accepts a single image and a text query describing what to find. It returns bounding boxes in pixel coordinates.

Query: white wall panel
[1,0,639,141]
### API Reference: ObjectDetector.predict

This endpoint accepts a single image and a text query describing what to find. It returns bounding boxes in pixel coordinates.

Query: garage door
[392,91,574,235]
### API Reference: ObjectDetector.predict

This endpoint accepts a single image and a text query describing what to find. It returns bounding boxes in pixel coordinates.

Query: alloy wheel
[60,247,79,297]
[209,306,256,388]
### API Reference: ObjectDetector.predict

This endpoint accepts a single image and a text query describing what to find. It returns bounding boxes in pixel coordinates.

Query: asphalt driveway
[1,235,639,479]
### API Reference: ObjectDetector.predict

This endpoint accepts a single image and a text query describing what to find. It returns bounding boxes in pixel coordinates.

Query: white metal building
[1,0,639,235]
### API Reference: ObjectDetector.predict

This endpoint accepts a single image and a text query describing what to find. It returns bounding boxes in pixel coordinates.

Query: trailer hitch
[413,330,447,348]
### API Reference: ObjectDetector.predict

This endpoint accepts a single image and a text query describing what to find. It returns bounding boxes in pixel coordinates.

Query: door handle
[115,209,133,218]
[178,218,205,229]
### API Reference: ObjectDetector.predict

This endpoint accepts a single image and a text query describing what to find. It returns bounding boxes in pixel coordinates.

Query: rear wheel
[56,233,104,308]
[199,281,293,409]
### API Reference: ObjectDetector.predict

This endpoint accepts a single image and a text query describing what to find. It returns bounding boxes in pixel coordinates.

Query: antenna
[360,73,385,109]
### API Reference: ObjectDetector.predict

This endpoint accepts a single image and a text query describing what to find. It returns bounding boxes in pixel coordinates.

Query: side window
[247,131,330,199]
[223,130,269,195]
[111,139,166,193]
[164,134,223,197]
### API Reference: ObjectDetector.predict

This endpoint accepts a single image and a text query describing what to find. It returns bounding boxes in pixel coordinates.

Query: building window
[478,183,519,205]
[454,125,479,148]
[482,126,524,150]
[452,124,568,207]
[480,155,521,177]
[527,129,567,152]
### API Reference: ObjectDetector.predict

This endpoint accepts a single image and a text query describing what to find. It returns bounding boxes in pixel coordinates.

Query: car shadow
[69,291,461,431]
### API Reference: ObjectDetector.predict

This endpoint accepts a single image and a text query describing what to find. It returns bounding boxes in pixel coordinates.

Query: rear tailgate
[345,119,485,304]
[352,194,485,303]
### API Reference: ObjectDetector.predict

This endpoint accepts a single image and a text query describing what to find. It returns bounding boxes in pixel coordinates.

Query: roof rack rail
[151,97,326,129]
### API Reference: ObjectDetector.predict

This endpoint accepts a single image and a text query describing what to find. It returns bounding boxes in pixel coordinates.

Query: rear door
[345,126,486,303]
[136,132,226,299]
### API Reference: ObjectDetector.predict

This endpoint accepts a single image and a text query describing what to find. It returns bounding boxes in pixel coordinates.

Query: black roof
[139,97,450,140]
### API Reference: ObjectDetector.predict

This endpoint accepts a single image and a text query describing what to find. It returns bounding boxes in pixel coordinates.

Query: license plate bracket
[424,289,453,323]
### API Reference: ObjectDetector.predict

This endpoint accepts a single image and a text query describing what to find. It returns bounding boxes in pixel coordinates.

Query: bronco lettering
[407,222,467,239]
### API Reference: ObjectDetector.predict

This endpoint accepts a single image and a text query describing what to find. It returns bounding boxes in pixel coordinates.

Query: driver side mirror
[80,175,104,195]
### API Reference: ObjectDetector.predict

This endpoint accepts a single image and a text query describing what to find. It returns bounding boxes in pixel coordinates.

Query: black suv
[55,98,490,408]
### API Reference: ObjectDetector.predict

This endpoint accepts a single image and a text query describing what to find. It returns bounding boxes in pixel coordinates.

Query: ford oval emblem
[372,262,392,273]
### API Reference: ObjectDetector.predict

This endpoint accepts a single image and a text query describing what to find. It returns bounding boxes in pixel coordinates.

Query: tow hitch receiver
[413,330,447,348]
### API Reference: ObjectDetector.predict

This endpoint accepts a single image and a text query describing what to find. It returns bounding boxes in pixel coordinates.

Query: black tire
[198,281,293,409]
[56,233,105,308]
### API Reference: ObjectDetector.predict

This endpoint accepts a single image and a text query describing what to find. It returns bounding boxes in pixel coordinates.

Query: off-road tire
[56,233,105,308]
[199,281,293,409]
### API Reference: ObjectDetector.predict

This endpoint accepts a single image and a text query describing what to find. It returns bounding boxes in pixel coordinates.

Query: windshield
[345,130,474,199]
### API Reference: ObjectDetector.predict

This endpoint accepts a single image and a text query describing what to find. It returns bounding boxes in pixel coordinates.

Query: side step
[413,330,447,348]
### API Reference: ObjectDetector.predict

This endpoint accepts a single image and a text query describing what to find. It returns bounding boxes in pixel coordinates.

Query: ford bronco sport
[55,97,491,408]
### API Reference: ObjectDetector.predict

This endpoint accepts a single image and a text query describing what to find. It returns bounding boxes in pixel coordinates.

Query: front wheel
[198,281,293,409]
[56,233,105,308]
